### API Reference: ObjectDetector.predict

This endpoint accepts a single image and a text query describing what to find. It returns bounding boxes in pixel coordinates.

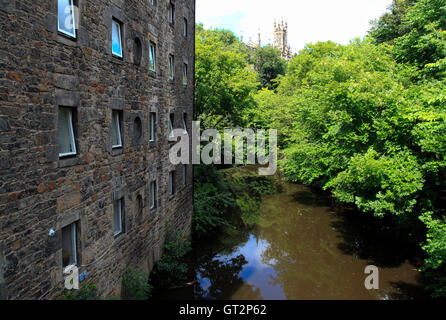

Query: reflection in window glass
[183,113,187,133]
[111,111,122,148]
[113,199,123,236]
[62,223,77,268]
[112,20,123,57]
[183,18,188,37]
[169,55,174,80]
[169,113,174,138]
[150,180,157,209]
[149,42,156,71]
[183,63,188,85]
[58,107,77,157]
[149,112,156,142]
[169,2,174,25]
[58,0,76,38]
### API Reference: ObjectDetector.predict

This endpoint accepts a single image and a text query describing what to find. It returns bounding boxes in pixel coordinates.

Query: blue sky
[196,0,394,53]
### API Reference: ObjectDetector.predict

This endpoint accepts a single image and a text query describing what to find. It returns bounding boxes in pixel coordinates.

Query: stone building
[0,0,194,299]
[246,30,261,50]
[274,20,292,60]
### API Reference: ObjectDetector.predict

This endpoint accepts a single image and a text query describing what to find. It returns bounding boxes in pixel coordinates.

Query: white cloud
[196,0,393,52]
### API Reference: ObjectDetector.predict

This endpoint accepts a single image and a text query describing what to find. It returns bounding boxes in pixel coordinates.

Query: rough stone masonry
[0,0,195,299]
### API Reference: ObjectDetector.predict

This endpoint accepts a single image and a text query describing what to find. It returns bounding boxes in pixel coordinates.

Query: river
[160,181,428,300]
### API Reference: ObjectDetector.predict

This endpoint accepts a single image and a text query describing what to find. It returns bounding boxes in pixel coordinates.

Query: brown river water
[158,181,428,300]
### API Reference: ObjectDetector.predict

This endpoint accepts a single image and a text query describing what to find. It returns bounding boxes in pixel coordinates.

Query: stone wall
[0,0,195,299]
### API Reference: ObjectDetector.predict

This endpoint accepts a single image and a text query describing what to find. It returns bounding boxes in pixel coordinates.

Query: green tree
[370,0,446,79]
[195,24,259,130]
[420,212,446,298]
[369,0,418,44]
[252,45,287,89]
[193,165,235,236]
[122,268,152,300]
[270,37,445,296]
[150,224,192,289]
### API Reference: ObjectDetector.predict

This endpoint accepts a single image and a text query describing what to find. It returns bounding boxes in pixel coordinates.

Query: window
[183,18,188,37]
[169,171,175,195]
[149,41,156,71]
[149,112,156,142]
[183,63,188,85]
[113,199,124,236]
[58,107,77,158]
[111,110,123,148]
[112,19,123,58]
[182,165,187,185]
[149,0,155,5]
[150,180,157,209]
[182,113,187,133]
[169,113,175,138]
[168,55,174,80]
[58,0,76,38]
[169,2,174,25]
[62,223,77,269]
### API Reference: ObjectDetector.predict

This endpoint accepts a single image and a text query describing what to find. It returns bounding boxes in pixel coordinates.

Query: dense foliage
[59,282,100,300]
[252,45,288,89]
[194,0,445,298]
[370,0,446,79]
[193,165,236,236]
[195,24,259,130]
[122,267,153,300]
[150,224,192,289]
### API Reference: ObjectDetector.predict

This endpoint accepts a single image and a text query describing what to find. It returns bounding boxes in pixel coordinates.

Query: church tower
[274,20,292,60]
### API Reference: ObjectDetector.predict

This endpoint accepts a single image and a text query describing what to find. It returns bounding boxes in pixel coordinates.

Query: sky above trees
[196,0,393,52]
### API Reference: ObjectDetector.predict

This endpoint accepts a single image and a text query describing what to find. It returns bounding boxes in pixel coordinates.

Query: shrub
[59,282,100,300]
[420,212,446,298]
[150,224,192,289]
[122,267,153,300]
[193,165,235,236]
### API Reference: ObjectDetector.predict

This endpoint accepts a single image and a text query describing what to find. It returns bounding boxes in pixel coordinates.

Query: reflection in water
[195,254,262,300]
[161,182,428,300]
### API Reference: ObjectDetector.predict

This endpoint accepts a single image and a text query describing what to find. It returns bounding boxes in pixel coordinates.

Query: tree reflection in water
[160,181,426,300]
[194,254,262,300]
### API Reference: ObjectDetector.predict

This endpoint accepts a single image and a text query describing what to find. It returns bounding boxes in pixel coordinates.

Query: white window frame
[58,107,77,158]
[149,41,156,72]
[113,199,123,236]
[58,0,77,39]
[149,112,156,142]
[112,110,123,149]
[169,55,174,80]
[112,19,123,58]
[62,223,77,273]
[183,63,188,85]
[150,180,156,209]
